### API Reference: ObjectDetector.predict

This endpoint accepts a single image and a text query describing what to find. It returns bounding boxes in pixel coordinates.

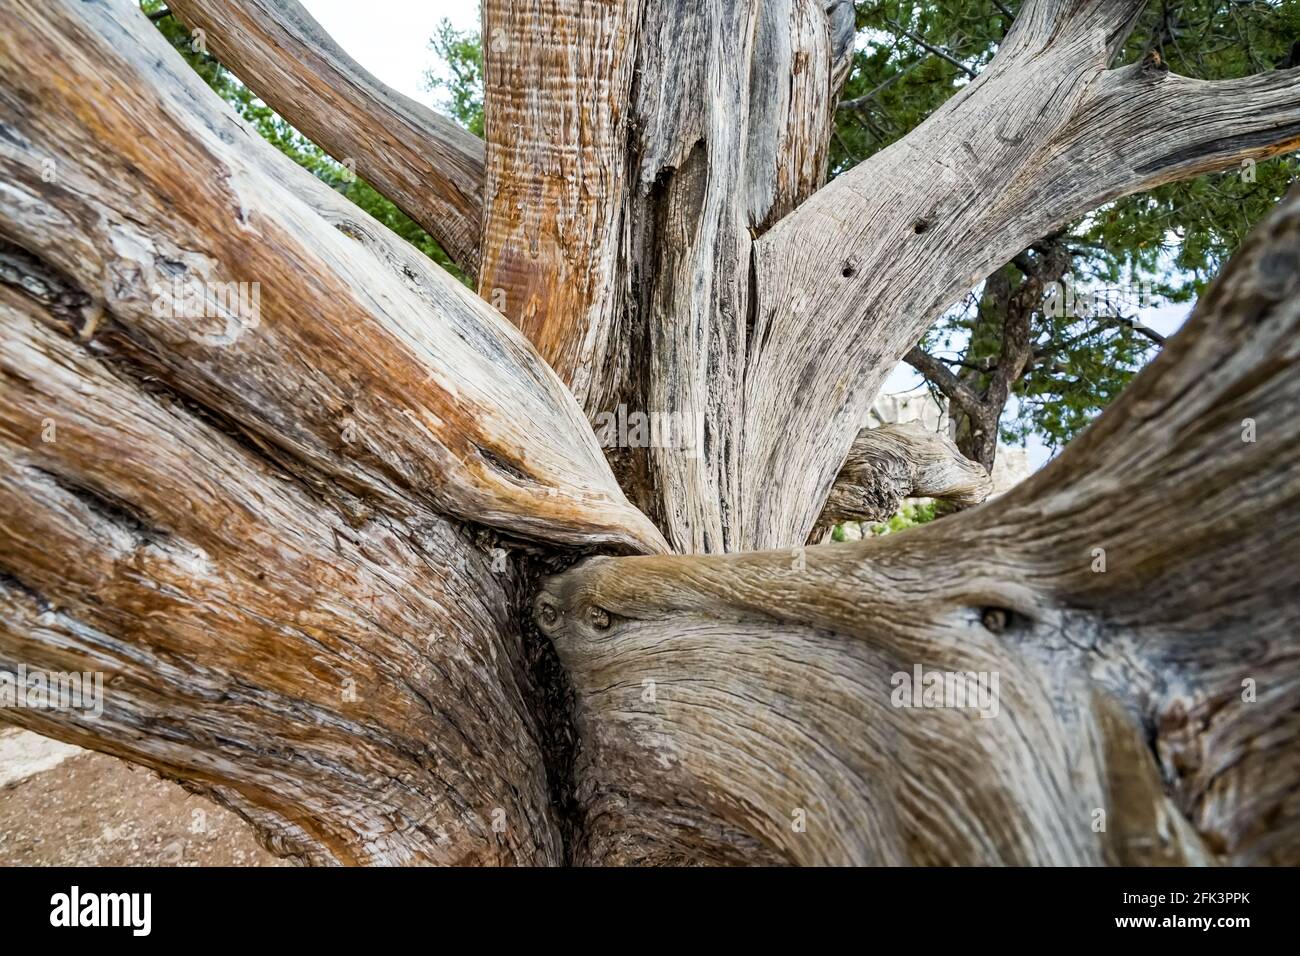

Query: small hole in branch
[913,220,930,235]
[535,597,559,630]
[981,607,1011,634]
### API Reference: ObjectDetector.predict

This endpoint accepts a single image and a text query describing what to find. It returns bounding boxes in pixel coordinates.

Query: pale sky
[300,0,479,110]
[302,0,1191,469]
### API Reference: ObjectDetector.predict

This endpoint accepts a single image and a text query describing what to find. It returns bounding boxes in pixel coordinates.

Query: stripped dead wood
[165,0,486,273]
[814,422,992,538]
[539,183,1300,864]
[742,0,1300,548]
[0,0,664,556]
[1,0,1297,867]
[0,0,657,864]
[477,0,641,407]
[0,284,558,865]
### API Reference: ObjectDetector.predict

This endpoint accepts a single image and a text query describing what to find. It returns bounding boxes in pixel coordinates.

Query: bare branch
[823,0,857,95]
[0,0,665,555]
[1115,314,1167,346]
[837,75,902,113]
[537,183,1300,865]
[1081,58,1300,194]
[817,421,992,533]
[737,6,1300,549]
[1005,0,1148,60]
[166,0,485,274]
[903,347,986,415]
[884,19,979,79]
[0,284,560,865]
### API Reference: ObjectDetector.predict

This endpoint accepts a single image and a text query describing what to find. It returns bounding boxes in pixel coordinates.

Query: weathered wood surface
[742,0,1300,549]
[539,184,1300,864]
[469,0,1300,557]
[476,0,641,409]
[0,0,665,556]
[0,284,560,864]
[621,0,854,554]
[0,0,659,865]
[474,0,854,554]
[165,0,486,274]
[815,422,992,537]
[3,0,1298,868]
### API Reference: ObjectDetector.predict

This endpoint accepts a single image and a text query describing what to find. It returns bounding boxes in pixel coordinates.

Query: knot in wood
[536,598,559,630]
[981,607,1010,634]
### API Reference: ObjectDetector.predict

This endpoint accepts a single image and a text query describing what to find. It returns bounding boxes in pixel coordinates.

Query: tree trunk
[2,0,1297,866]
[539,190,1300,861]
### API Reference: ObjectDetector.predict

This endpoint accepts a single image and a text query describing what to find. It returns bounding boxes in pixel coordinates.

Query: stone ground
[0,726,287,866]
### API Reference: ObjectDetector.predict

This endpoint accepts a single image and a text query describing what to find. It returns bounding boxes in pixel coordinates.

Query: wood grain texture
[739,3,1300,550]
[476,0,641,410]
[615,0,758,554]
[815,421,992,537]
[0,284,559,865]
[614,0,848,553]
[539,184,1300,864]
[0,0,670,864]
[4,0,1297,870]
[165,0,486,274]
[0,0,665,557]
[745,0,842,232]
[477,0,850,555]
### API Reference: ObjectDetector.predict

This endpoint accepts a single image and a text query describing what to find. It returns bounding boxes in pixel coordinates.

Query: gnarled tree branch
[738,1,1300,549]
[0,0,664,556]
[0,0,691,865]
[538,182,1300,865]
[815,421,992,537]
[165,0,486,274]
[903,348,984,416]
[1004,0,1147,58]
[0,284,559,865]
[1070,58,1300,196]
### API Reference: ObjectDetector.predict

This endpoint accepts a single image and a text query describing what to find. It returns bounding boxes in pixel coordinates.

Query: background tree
[2,0,1298,866]
[838,0,1299,465]
[425,16,486,139]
